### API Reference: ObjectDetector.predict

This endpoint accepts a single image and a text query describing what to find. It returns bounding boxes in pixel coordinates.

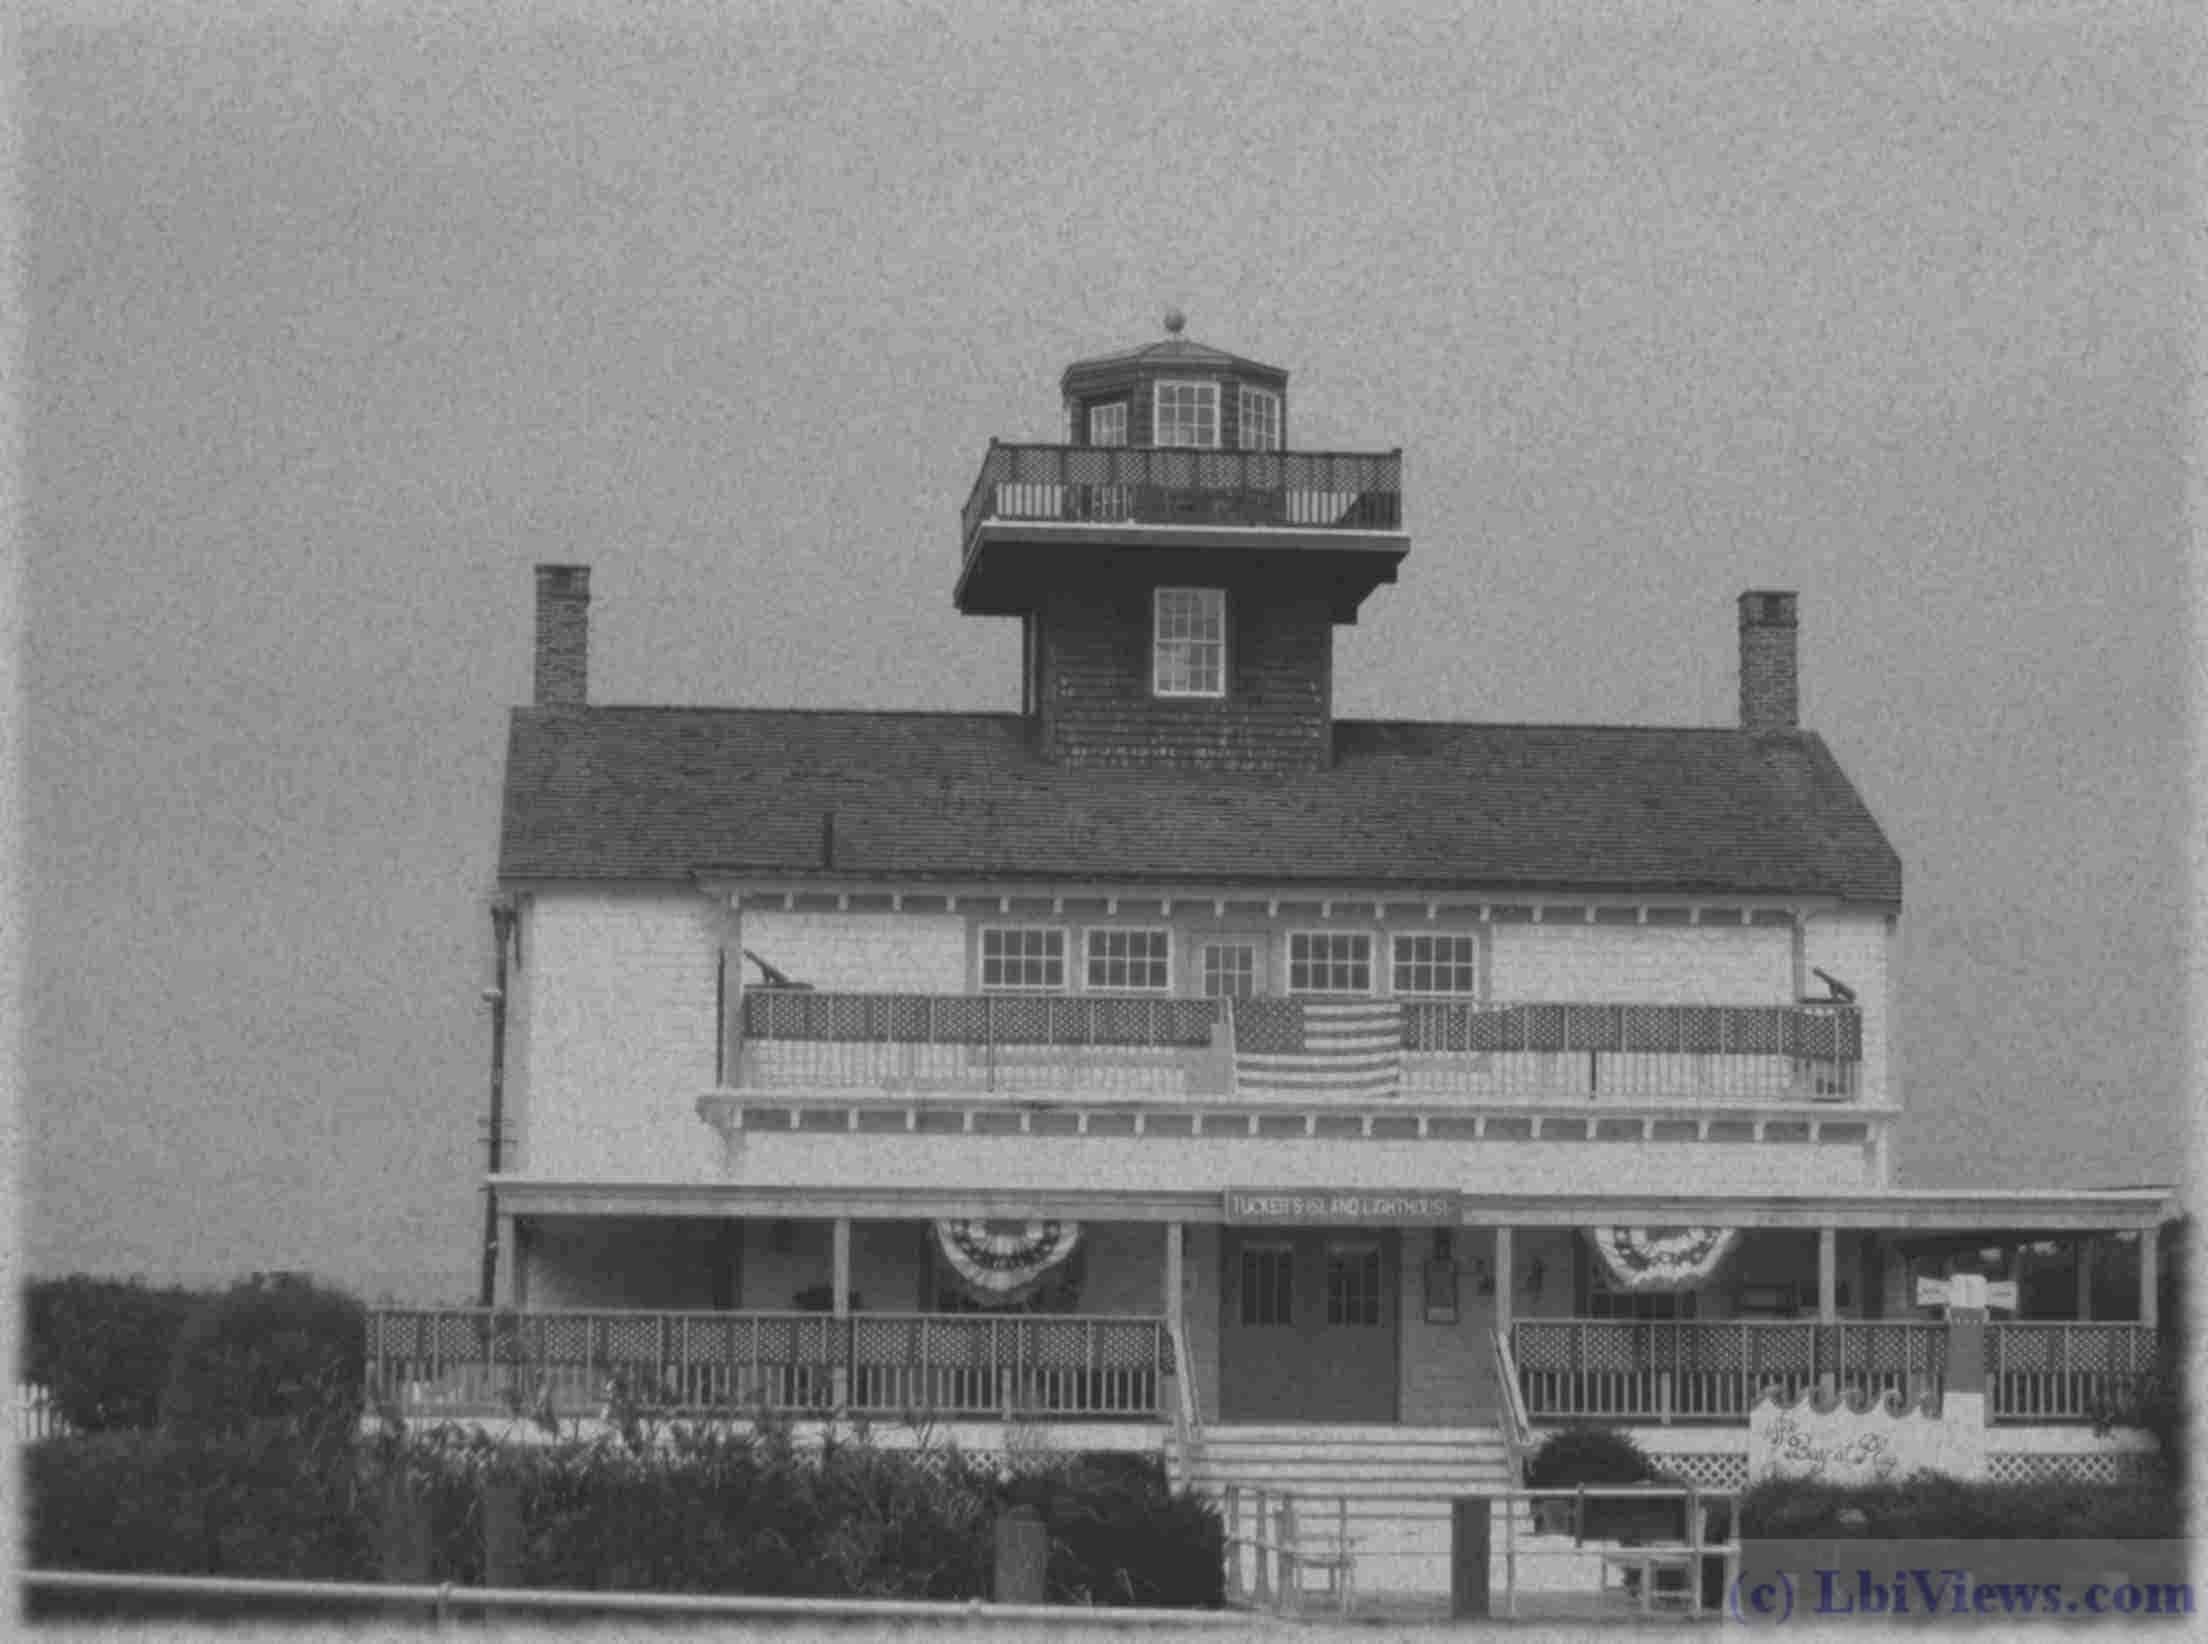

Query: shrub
[1019,1452,1224,1608]
[1738,1475,2181,1541]
[25,1429,373,1579]
[158,1273,366,1455]
[1525,1423,1656,1490]
[21,1276,204,1432]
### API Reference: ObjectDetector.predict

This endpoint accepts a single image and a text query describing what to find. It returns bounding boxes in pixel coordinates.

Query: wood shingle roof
[498,709,1901,904]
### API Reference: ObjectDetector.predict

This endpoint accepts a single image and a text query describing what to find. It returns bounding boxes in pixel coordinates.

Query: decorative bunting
[1587,1226,1740,1293]
[934,1220,1081,1308]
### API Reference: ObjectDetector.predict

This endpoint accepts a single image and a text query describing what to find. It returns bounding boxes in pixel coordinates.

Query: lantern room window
[1238,386,1281,451]
[1088,401,1127,447]
[1154,587,1226,697]
[1154,380,1219,449]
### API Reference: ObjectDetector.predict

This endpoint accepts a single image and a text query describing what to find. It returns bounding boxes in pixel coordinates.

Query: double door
[1219,1229,1399,1423]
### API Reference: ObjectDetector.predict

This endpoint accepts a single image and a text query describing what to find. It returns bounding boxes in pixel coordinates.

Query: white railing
[1165,1316,1204,1488]
[13,1383,72,1441]
[1989,1322,2162,1423]
[1513,1320,2160,1426]
[1514,1320,1947,1423]
[1491,1329,1532,1483]
[1220,1487,1352,1617]
[1494,1485,1738,1621]
[368,1309,1173,1422]
[737,991,1863,1107]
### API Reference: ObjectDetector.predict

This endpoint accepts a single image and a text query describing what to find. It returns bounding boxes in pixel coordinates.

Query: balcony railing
[960,444,1404,555]
[1513,1319,2156,1426]
[367,1309,1173,1423]
[735,991,1863,1105]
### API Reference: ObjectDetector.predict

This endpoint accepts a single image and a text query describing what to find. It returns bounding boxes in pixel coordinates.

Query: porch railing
[962,443,1404,555]
[1514,1320,1946,1423]
[1990,1321,2162,1423]
[368,1309,1172,1423]
[1514,1320,2158,1426]
[737,991,1863,1105]
[1491,1328,1533,1484]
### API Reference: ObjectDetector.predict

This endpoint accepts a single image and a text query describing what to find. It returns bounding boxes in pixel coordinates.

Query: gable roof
[498,709,1902,905]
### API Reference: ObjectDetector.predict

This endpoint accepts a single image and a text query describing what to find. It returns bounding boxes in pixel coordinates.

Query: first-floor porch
[377,1182,2172,1436]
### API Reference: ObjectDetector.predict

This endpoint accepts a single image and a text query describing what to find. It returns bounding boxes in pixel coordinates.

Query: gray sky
[21,1,2195,1304]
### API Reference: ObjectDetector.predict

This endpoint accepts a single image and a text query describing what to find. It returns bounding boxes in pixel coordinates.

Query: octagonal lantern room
[956,313,1408,624]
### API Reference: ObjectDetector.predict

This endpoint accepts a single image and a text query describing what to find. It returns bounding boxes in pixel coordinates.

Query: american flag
[1233,999,1404,1099]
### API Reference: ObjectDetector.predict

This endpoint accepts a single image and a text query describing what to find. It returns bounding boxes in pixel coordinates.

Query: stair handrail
[1165,1315,1203,1486]
[1491,1325,1534,1485]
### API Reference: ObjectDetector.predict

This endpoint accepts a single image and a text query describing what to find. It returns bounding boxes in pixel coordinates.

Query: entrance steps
[1177,1423,1527,1602]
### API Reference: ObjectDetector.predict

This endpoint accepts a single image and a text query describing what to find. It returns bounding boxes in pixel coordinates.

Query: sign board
[1915,1274,2018,1313]
[1225,1189,1462,1226]
[1749,1390,1985,1486]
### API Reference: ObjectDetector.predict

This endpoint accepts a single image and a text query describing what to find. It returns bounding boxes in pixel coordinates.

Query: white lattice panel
[1985,1451,2146,1488]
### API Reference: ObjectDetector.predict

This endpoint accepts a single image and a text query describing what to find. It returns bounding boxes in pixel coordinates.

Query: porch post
[2139,1227,2158,1330]
[2075,1236,2093,1322]
[1494,1226,1515,1343]
[502,1215,527,1309]
[1164,1222,1185,1331]
[1817,1227,1837,1322]
[832,1217,852,1408]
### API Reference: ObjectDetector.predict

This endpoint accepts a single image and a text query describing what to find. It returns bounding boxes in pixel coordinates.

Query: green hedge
[21,1276,206,1432]
[1739,1475,2182,1541]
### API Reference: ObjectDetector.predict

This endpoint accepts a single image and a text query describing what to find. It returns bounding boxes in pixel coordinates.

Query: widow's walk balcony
[956,444,1407,616]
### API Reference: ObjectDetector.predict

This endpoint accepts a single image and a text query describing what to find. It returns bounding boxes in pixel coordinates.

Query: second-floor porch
[730,990,1865,1109]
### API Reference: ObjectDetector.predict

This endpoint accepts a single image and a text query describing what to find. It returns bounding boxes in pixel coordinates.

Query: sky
[15,1,2198,1305]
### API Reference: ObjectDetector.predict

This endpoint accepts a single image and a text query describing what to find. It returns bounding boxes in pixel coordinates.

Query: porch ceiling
[491,1177,2171,1232]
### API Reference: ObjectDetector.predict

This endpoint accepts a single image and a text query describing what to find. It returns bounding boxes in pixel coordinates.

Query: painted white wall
[742,911,966,993]
[522,889,722,1182]
[1490,922,1793,1005]
[730,1129,1885,1197]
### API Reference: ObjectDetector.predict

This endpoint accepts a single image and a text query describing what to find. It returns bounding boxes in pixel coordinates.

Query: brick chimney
[534,565,591,708]
[1738,590,1798,732]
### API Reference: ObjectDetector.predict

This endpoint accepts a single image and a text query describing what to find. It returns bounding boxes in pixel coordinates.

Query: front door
[1218,1229,1399,1422]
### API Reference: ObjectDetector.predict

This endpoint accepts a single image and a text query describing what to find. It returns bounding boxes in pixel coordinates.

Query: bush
[1525,1423,1657,1490]
[1017,1452,1224,1608]
[26,1429,373,1579]
[1739,1475,2181,1541]
[21,1276,205,1432]
[158,1273,366,1455]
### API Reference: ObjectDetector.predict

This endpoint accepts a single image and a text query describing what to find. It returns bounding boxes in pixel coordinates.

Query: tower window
[1238,387,1281,452]
[1088,401,1127,447]
[1153,381,1219,449]
[1153,587,1225,698]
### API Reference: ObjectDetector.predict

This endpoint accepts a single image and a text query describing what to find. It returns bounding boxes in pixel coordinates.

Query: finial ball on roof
[1163,308,1186,335]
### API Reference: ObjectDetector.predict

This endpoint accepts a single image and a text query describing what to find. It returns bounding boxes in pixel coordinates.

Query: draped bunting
[1587,1226,1741,1293]
[933,1220,1082,1308]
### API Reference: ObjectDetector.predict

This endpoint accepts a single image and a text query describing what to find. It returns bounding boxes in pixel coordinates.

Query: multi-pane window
[1153,587,1226,698]
[1086,928,1170,991]
[1289,932,1372,994]
[1202,942,1256,999]
[980,927,1065,991]
[1238,386,1281,452]
[1392,933,1480,996]
[1325,1243,1383,1326]
[1239,1244,1294,1327]
[1154,380,1220,448]
[1088,401,1127,447]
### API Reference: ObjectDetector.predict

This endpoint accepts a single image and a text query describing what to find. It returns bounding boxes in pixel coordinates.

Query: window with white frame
[1289,932,1372,994]
[1238,386,1280,452]
[1202,941,1256,998]
[1153,587,1226,698]
[1392,933,1480,996]
[1088,400,1127,447]
[980,927,1065,991]
[1153,380,1220,448]
[1085,928,1170,991]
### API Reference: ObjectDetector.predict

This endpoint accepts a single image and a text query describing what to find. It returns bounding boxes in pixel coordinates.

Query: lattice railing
[367,1309,1172,1422]
[1514,1320,1946,1423]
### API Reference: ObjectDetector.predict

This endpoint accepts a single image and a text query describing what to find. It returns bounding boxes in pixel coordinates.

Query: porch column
[2139,1228,2158,1330]
[502,1215,528,1309]
[1493,1226,1514,1344]
[1817,1227,1838,1322]
[2075,1236,2093,1322]
[832,1217,852,1407]
[1164,1222,1185,1333]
